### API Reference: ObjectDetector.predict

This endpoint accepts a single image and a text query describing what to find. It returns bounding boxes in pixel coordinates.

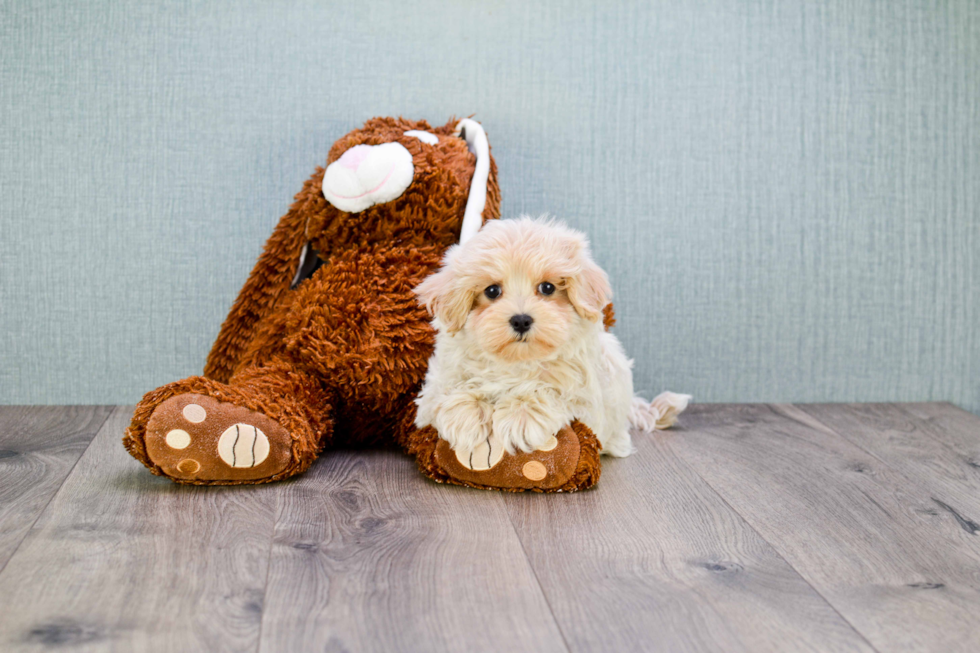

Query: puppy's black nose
[509,314,534,334]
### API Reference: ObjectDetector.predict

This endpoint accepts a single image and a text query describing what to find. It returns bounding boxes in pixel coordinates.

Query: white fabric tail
[629,392,692,433]
[454,118,490,245]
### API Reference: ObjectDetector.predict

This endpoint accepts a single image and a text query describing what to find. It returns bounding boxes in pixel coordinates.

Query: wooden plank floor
[0,403,978,652]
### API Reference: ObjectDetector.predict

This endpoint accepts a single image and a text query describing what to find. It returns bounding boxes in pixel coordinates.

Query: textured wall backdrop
[1,0,978,412]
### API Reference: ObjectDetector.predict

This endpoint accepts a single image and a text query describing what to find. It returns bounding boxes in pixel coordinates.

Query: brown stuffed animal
[123,116,603,491]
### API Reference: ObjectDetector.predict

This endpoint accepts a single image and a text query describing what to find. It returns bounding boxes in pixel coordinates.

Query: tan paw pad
[165,429,191,450]
[455,436,505,471]
[177,459,201,474]
[522,461,547,481]
[217,424,270,468]
[182,403,207,423]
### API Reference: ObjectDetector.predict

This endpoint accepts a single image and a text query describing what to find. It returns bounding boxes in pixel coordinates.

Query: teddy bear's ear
[454,119,492,245]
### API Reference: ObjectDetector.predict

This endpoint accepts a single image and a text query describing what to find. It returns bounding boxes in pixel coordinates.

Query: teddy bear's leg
[124,358,333,485]
[395,409,602,492]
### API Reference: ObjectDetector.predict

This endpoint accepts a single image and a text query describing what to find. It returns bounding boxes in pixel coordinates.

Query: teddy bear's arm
[269,242,445,403]
[203,201,309,383]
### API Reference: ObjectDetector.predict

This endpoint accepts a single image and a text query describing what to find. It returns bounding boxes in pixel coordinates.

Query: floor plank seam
[252,484,283,653]
[794,404,979,533]
[661,418,884,653]
[782,405,897,472]
[501,498,575,653]
[890,402,980,465]
[0,405,114,580]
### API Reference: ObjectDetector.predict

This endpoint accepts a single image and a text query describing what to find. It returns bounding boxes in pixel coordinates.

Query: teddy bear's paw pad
[454,435,506,471]
[144,394,293,482]
[453,434,558,471]
[434,426,580,490]
[217,424,271,468]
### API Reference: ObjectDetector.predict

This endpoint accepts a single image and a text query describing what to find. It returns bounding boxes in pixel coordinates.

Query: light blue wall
[2,0,978,412]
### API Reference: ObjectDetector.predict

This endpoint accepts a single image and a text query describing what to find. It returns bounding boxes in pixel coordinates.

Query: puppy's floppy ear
[414,250,475,333]
[565,254,612,323]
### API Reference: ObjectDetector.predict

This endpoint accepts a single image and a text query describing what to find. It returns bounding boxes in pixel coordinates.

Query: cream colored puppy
[414,216,690,459]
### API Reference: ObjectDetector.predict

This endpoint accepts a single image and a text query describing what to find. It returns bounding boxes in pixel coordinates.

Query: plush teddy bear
[124,116,607,491]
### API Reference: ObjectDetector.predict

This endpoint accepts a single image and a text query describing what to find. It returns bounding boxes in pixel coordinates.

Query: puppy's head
[415,217,611,362]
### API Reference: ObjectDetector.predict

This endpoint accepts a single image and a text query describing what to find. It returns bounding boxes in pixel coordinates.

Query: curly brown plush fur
[123,116,608,490]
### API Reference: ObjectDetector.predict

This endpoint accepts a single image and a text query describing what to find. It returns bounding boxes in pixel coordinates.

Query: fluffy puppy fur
[413,216,690,458]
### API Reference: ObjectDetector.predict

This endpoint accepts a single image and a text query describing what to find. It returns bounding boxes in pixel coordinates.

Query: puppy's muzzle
[509,314,534,335]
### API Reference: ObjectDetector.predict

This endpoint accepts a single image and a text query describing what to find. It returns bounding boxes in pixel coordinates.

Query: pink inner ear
[338,145,371,170]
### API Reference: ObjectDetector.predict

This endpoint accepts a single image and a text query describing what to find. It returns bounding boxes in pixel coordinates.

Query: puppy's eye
[484,284,502,300]
[538,281,556,296]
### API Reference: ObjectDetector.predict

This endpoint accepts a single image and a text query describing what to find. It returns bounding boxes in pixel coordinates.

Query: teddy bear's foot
[412,420,602,492]
[143,394,296,483]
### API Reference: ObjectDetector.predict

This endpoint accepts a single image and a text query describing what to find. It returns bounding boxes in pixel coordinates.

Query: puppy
[413,216,690,459]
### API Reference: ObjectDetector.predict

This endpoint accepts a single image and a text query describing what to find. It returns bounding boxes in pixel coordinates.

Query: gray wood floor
[0,403,979,652]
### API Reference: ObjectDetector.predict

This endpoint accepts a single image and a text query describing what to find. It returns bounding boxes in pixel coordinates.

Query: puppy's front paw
[492,399,567,454]
[434,394,493,454]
